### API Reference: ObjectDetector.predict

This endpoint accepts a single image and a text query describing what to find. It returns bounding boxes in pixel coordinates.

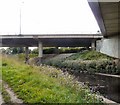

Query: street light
[19,0,24,35]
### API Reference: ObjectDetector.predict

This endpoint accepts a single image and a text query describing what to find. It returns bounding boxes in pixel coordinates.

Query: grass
[66,50,112,60]
[0,54,102,104]
[18,53,38,61]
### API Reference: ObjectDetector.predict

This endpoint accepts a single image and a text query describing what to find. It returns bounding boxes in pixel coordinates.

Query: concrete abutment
[96,35,120,67]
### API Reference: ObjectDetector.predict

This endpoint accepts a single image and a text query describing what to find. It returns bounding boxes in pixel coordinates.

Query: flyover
[0,34,102,47]
[0,1,120,61]
[88,1,120,59]
[0,34,102,60]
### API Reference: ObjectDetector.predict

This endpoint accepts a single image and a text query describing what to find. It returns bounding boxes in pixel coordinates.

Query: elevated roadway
[0,34,102,47]
[0,1,120,60]
[88,1,120,59]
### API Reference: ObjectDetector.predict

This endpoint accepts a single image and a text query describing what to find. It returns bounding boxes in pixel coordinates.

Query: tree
[0,48,6,54]
[18,47,24,53]
[31,48,38,54]
[12,47,18,54]
[5,47,25,54]
[6,47,12,54]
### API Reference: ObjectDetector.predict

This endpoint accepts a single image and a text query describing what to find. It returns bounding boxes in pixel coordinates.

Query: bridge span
[0,34,102,47]
[0,34,102,62]
[0,1,120,62]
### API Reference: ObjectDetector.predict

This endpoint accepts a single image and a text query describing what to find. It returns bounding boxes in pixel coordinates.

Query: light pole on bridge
[19,0,24,35]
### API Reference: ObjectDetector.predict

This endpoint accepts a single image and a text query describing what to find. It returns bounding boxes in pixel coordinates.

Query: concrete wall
[96,35,120,59]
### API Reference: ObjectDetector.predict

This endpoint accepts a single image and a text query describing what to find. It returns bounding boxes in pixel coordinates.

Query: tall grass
[1,55,102,104]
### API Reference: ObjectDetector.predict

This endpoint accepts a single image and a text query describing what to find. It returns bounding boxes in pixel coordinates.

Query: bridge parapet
[0,34,103,39]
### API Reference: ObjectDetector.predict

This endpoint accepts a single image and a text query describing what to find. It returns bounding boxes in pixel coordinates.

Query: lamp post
[19,0,24,35]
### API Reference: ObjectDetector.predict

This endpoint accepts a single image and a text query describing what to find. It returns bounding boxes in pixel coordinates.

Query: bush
[43,48,55,54]
[18,53,38,61]
[59,47,88,54]
[43,59,120,75]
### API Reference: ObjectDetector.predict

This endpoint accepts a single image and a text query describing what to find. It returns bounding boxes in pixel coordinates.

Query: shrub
[43,59,120,75]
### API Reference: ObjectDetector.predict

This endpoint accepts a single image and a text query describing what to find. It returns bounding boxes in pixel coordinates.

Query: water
[73,72,120,103]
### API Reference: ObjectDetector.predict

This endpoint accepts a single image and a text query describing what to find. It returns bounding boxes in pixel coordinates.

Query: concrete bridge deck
[0,34,102,47]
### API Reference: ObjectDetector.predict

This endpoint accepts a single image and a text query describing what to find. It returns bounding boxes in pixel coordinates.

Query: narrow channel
[73,72,120,103]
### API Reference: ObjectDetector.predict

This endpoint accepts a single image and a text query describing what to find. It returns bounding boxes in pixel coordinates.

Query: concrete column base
[54,47,59,54]
[25,47,29,64]
[38,41,43,63]
[114,59,120,69]
[96,35,120,58]
[91,40,96,50]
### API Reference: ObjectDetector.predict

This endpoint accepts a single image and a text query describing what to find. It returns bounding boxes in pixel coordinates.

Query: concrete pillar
[115,59,120,69]
[55,46,59,54]
[91,40,96,50]
[38,41,43,63]
[86,46,90,50]
[96,35,120,58]
[25,47,29,63]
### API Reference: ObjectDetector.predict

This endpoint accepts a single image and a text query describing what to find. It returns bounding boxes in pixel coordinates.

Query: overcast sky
[0,0,100,35]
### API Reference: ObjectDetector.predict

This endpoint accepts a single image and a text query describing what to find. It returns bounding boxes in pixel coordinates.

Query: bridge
[0,34,102,59]
[0,34,102,47]
[88,1,120,59]
[0,1,120,62]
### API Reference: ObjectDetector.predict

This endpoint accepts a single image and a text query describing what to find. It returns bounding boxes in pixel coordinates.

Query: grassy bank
[1,55,102,104]
[66,50,112,60]
[43,51,120,75]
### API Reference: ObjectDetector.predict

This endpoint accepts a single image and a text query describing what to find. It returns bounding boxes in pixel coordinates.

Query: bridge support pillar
[91,40,96,50]
[25,47,29,63]
[38,41,43,63]
[115,59,120,69]
[55,46,59,54]
[96,35,120,59]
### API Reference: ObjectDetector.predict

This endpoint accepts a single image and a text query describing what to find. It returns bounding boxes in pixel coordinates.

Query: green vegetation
[66,50,112,60]
[18,53,38,61]
[1,55,102,104]
[31,47,85,54]
[59,47,85,54]
[43,51,120,75]
[5,47,26,54]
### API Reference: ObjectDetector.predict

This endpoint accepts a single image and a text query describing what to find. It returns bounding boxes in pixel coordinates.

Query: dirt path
[51,53,74,60]
[0,80,4,105]
[3,82,23,104]
[0,92,4,105]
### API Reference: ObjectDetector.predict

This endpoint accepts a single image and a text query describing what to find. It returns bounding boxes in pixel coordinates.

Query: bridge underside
[1,38,97,47]
[88,1,120,59]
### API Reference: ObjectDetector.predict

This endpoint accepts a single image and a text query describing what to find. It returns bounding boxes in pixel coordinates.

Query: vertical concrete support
[118,35,120,59]
[117,35,120,68]
[55,46,59,54]
[91,40,96,50]
[25,47,29,63]
[96,35,120,59]
[115,59,120,69]
[38,41,43,63]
